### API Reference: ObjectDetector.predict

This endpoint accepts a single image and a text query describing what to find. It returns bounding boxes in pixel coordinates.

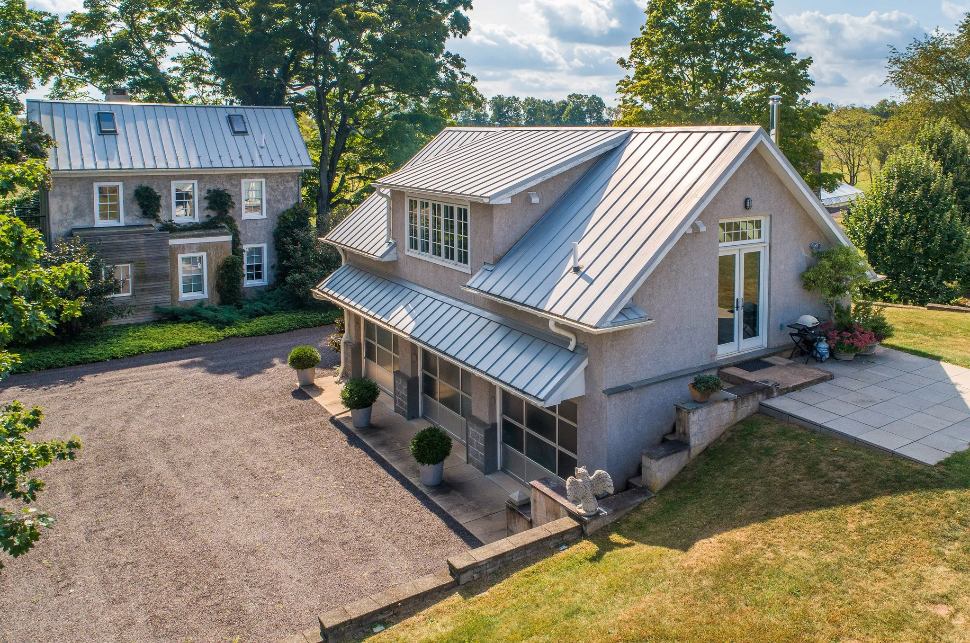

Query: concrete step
[644,438,689,460]
[627,475,646,489]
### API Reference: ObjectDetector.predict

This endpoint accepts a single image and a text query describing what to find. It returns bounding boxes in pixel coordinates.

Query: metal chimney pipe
[769,95,781,145]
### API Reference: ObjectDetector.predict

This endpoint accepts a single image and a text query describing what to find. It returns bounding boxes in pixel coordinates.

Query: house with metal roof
[27,96,312,322]
[314,125,860,485]
[820,181,864,215]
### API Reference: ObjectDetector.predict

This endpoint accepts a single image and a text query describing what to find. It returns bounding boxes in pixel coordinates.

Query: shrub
[914,118,970,221]
[154,303,246,326]
[851,300,895,341]
[287,345,321,370]
[204,188,242,256]
[800,246,870,315]
[691,374,723,394]
[844,147,969,305]
[827,326,876,354]
[215,255,244,306]
[133,185,161,221]
[41,238,127,337]
[274,204,340,304]
[326,332,342,353]
[340,377,379,410]
[409,426,453,466]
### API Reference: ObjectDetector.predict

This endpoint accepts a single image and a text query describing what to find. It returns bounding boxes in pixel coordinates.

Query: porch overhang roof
[313,265,587,407]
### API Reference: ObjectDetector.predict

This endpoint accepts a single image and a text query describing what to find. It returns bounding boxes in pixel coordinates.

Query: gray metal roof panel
[820,182,863,206]
[466,127,761,329]
[26,99,312,172]
[314,265,586,404]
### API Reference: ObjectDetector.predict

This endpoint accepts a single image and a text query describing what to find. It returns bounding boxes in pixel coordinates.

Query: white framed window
[178,252,207,300]
[104,263,132,297]
[94,182,124,226]
[406,197,470,270]
[718,217,765,246]
[243,244,267,286]
[171,180,198,222]
[241,179,266,219]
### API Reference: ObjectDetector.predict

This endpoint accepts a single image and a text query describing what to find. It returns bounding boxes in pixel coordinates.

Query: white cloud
[27,0,83,14]
[777,11,926,103]
[525,0,646,45]
[942,1,970,20]
[456,24,567,73]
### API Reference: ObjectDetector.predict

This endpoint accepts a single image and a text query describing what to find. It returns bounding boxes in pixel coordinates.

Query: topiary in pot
[409,426,453,486]
[341,377,380,427]
[288,345,321,387]
[689,374,722,403]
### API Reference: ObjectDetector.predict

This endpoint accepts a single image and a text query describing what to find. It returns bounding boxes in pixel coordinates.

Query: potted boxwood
[689,374,722,403]
[288,345,321,386]
[341,377,380,428]
[409,426,453,486]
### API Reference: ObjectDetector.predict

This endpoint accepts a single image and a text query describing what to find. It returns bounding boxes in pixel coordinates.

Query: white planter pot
[296,367,316,386]
[833,350,856,361]
[419,461,444,486]
[859,343,878,356]
[351,406,372,428]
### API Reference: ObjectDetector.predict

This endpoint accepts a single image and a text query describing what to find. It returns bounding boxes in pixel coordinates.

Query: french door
[717,246,767,356]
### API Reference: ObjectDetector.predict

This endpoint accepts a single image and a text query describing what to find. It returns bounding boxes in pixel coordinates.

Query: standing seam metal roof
[27,100,313,172]
[314,264,587,405]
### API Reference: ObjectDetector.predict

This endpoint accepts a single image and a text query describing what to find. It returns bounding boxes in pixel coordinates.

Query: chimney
[104,87,131,103]
[769,95,781,145]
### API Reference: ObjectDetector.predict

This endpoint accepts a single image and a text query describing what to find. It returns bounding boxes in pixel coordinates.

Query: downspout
[548,319,577,351]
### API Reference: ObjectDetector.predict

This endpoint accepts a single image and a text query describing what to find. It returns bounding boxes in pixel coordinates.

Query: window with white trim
[104,264,132,297]
[94,182,123,226]
[243,244,266,286]
[171,180,198,222]
[407,198,469,267]
[178,252,207,300]
[718,218,763,245]
[241,179,266,219]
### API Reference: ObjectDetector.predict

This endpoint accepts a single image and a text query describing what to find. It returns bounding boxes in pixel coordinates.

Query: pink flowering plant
[827,325,877,354]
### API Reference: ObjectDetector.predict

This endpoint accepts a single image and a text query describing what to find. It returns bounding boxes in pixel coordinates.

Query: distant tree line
[458,94,612,127]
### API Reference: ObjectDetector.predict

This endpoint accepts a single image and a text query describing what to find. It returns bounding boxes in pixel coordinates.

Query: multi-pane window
[242,179,265,219]
[718,218,763,245]
[94,183,123,225]
[364,320,399,373]
[422,352,472,419]
[407,198,469,267]
[502,391,578,479]
[105,264,132,297]
[178,253,206,300]
[172,181,198,221]
[244,244,266,286]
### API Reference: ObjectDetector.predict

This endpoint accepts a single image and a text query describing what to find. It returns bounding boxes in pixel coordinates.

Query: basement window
[227,113,248,135]
[96,111,117,135]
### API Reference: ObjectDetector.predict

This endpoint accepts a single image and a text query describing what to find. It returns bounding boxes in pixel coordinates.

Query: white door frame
[716,217,769,357]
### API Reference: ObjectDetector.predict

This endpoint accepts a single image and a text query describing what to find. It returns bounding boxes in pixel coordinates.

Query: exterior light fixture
[809,241,823,253]
[744,197,753,210]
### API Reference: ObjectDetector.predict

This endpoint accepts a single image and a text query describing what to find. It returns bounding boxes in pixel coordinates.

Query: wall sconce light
[809,241,823,253]
[744,197,753,210]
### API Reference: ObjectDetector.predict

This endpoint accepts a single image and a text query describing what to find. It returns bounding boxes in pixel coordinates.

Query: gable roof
[26,100,312,173]
[466,126,855,330]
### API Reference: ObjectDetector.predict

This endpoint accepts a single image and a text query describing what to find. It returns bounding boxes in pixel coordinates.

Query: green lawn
[11,308,340,374]
[378,416,970,642]
[883,307,970,369]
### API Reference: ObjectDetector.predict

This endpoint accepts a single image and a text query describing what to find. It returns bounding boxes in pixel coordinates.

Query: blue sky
[28,0,969,106]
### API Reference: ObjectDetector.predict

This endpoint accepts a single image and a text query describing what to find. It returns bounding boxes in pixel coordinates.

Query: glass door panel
[717,253,738,352]
[741,249,762,344]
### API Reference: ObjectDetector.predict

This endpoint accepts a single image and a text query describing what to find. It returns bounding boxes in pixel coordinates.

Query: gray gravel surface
[0,327,468,642]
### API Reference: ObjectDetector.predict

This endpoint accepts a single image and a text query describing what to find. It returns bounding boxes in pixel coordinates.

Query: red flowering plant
[827,324,877,354]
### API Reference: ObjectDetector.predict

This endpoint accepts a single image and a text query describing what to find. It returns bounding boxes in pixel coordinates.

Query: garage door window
[501,391,577,481]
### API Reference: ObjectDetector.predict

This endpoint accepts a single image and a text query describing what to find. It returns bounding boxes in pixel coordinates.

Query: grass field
[883,307,970,369]
[11,308,340,374]
[378,415,970,642]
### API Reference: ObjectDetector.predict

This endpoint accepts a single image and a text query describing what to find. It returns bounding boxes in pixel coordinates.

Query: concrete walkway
[305,376,529,544]
[762,347,970,464]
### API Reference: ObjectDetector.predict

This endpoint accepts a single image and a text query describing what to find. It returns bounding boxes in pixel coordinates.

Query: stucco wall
[168,239,233,306]
[47,171,302,287]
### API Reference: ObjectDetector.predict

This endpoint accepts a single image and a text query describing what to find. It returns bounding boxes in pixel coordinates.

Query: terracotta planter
[688,383,713,403]
[351,406,373,428]
[419,461,444,486]
[833,350,856,361]
[296,367,316,386]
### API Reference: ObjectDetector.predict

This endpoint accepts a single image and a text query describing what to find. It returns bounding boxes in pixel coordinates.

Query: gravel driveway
[0,327,468,642]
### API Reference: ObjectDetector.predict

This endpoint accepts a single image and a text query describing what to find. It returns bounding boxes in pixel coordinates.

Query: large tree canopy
[617,0,835,189]
[815,107,880,186]
[459,94,612,127]
[0,0,73,109]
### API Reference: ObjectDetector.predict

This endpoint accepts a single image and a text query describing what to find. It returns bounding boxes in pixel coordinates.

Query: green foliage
[409,426,452,466]
[13,308,340,374]
[913,118,970,220]
[844,148,969,305]
[815,107,880,186]
[0,105,53,200]
[215,255,244,307]
[204,188,241,255]
[800,246,871,314]
[274,204,340,305]
[616,0,833,189]
[0,401,81,568]
[459,94,612,126]
[133,185,161,222]
[0,0,74,109]
[42,238,127,337]
[154,288,315,327]
[691,374,723,394]
[851,300,895,342]
[340,377,380,410]
[287,345,321,370]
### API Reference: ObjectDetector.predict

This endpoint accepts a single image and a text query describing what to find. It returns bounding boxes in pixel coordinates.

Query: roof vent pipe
[570,242,582,274]
[769,95,781,145]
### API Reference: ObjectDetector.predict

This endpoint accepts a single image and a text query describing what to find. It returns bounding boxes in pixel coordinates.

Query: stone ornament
[565,467,614,516]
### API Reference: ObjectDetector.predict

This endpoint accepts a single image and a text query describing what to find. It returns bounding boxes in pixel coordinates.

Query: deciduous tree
[914,118,970,221]
[0,0,74,109]
[815,107,880,186]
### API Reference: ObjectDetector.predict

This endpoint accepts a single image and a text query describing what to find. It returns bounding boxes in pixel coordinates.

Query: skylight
[227,114,248,135]
[96,111,117,135]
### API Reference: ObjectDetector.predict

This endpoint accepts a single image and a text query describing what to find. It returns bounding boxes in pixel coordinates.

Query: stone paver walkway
[762,347,970,464]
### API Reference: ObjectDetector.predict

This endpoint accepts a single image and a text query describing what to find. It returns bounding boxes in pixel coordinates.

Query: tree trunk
[316,168,330,236]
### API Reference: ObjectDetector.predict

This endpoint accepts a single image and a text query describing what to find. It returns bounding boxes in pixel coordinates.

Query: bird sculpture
[565,467,614,516]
